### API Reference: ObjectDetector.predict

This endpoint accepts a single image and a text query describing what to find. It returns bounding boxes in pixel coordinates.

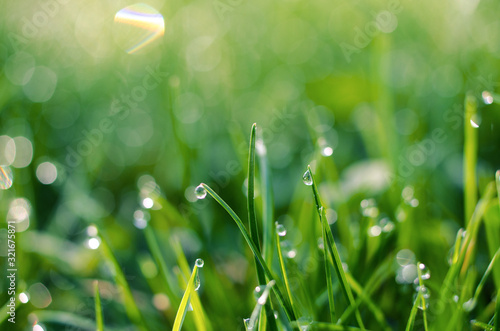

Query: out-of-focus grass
[0,0,500,330]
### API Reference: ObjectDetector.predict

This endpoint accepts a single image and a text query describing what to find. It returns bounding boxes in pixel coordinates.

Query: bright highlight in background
[114,3,165,54]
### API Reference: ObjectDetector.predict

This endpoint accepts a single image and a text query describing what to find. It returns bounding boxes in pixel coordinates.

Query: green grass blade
[173,260,203,331]
[98,231,148,331]
[275,222,298,319]
[321,208,337,322]
[307,166,365,330]
[440,182,496,302]
[143,225,180,309]
[416,263,429,331]
[172,240,211,331]
[200,183,296,322]
[405,292,422,331]
[256,131,275,266]
[471,320,494,330]
[470,248,500,308]
[94,280,104,331]
[340,255,393,331]
[247,123,278,331]
[464,93,478,224]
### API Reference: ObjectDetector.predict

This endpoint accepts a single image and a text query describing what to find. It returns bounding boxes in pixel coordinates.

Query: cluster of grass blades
[14,97,499,331]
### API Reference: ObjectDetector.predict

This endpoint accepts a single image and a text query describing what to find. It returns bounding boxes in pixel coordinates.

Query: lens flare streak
[114,4,165,54]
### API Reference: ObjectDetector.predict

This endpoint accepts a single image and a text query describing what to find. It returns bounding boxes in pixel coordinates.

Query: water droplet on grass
[276,223,287,236]
[302,169,313,186]
[419,263,431,280]
[195,258,204,268]
[195,184,207,199]
[463,298,476,312]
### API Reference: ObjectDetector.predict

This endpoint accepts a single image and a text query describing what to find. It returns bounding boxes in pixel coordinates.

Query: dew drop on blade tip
[276,223,287,237]
[195,258,204,268]
[302,169,313,186]
[194,184,207,199]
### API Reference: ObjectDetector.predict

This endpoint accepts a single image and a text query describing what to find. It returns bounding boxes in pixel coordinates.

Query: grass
[3,111,500,330]
[1,2,500,326]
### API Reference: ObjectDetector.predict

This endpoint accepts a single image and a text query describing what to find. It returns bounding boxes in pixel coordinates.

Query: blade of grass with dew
[173,258,205,331]
[94,280,104,331]
[143,225,180,310]
[247,123,278,331]
[275,221,299,319]
[416,262,429,331]
[199,183,296,322]
[439,182,496,305]
[172,240,211,331]
[464,92,478,225]
[98,231,148,331]
[246,280,276,330]
[471,320,494,330]
[307,166,365,329]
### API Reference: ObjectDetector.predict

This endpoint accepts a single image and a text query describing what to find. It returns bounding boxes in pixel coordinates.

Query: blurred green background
[1,0,500,330]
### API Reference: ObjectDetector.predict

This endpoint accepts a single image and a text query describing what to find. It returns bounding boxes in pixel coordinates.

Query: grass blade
[416,262,429,331]
[143,225,180,310]
[275,222,298,318]
[464,93,478,224]
[173,258,204,331]
[200,183,296,322]
[321,208,337,322]
[94,280,104,331]
[98,231,148,331]
[256,131,275,266]
[471,320,495,330]
[405,292,422,331]
[247,123,278,331]
[439,182,496,304]
[306,166,365,329]
[172,240,211,331]
[469,248,500,309]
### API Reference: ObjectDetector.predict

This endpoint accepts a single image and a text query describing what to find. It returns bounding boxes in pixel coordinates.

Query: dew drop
[302,169,313,186]
[195,258,204,268]
[482,91,494,105]
[418,263,431,280]
[194,184,207,199]
[194,272,201,291]
[462,298,476,312]
[276,223,287,237]
[0,166,14,190]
